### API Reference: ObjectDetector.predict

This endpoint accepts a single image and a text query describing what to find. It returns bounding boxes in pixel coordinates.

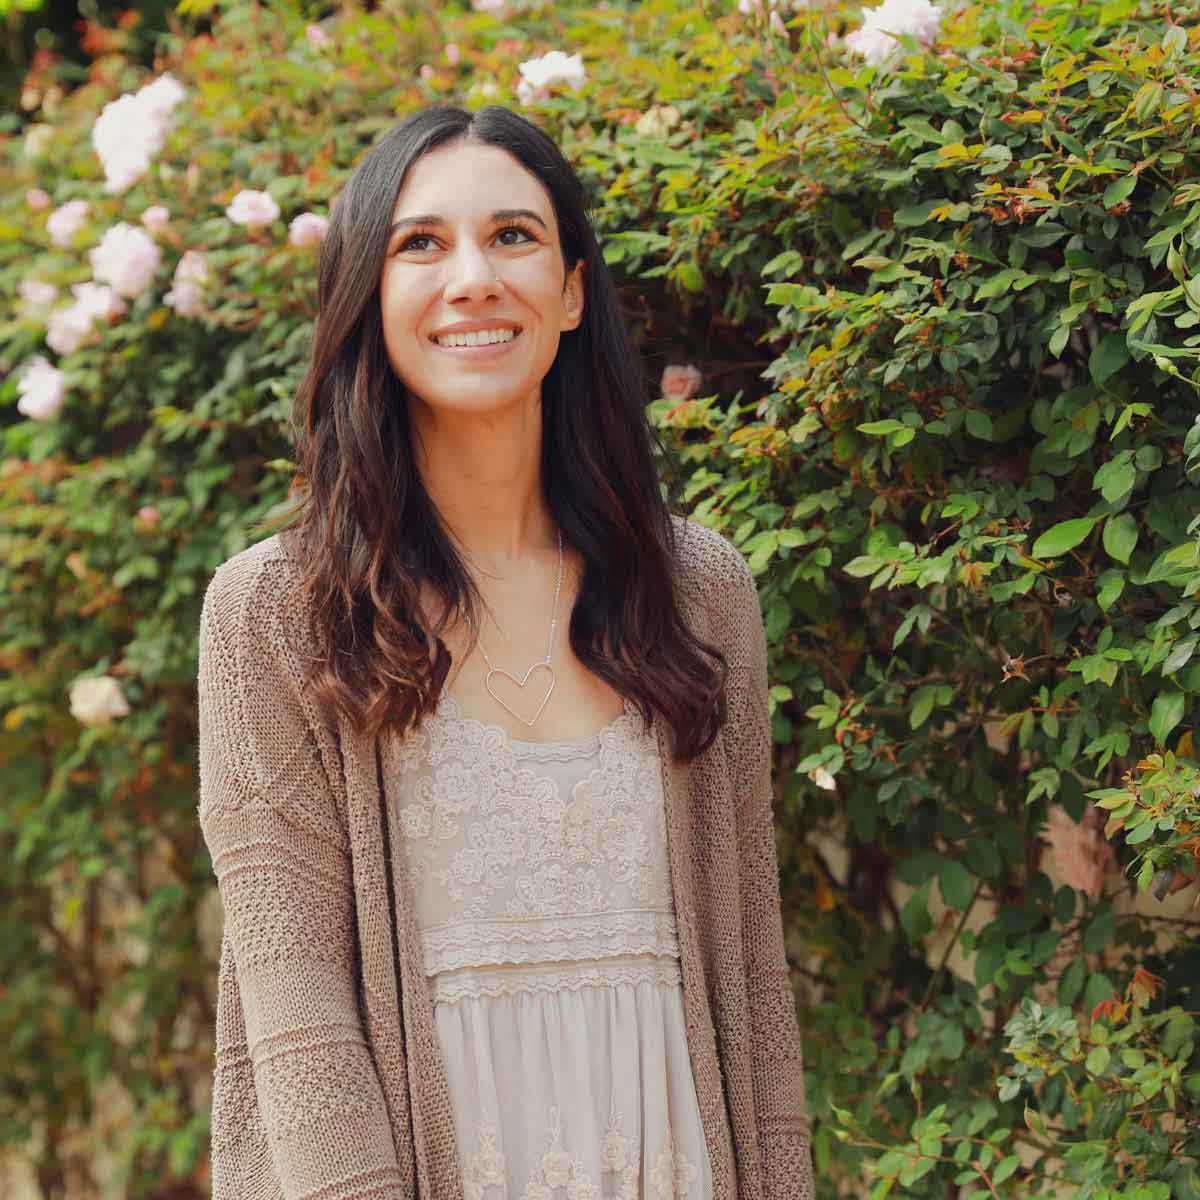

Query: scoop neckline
[437,689,635,754]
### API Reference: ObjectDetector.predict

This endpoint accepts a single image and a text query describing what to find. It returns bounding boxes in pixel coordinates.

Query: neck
[408,394,556,578]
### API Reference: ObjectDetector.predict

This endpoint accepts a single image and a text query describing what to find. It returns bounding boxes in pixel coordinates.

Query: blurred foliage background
[2,0,1200,1196]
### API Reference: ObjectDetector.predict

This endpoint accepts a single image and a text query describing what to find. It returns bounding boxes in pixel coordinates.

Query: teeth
[434,328,517,348]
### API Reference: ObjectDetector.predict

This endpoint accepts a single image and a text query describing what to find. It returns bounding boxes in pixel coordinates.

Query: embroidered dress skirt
[381,690,714,1200]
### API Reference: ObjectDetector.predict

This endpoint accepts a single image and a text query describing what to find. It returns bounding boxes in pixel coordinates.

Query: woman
[197,104,812,1200]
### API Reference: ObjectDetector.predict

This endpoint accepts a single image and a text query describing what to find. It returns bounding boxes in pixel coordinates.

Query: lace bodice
[380,690,714,1198]
[381,689,680,991]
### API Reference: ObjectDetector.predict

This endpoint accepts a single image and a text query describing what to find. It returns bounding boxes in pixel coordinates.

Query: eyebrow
[389,208,549,237]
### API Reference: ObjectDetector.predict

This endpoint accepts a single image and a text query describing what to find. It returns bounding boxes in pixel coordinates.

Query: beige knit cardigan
[197,513,813,1200]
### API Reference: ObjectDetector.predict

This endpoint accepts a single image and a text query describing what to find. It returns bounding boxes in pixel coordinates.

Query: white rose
[136,73,186,120]
[16,356,67,421]
[226,189,281,229]
[46,199,90,248]
[69,675,132,726]
[516,51,587,105]
[18,279,59,308]
[92,74,186,194]
[46,283,126,355]
[90,223,163,299]
[846,0,942,66]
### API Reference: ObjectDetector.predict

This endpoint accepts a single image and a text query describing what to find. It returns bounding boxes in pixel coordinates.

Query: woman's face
[379,139,585,419]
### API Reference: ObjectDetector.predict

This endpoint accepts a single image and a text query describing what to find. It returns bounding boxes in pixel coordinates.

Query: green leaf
[938,858,975,910]
[910,684,937,730]
[1094,460,1135,503]
[1086,1045,1111,1076]
[1058,958,1085,1006]
[894,201,942,227]
[1102,175,1137,208]
[676,260,705,293]
[1097,571,1125,612]
[901,879,933,942]
[1163,634,1198,675]
[1149,691,1186,745]
[1102,513,1138,563]
[965,410,992,440]
[1083,902,1115,952]
[1032,518,1097,559]
[1089,333,1130,386]
[1162,1014,1196,1060]
[858,420,906,435]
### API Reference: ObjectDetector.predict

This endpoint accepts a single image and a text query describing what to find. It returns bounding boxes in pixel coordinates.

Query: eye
[496,222,538,245]
[396,231,436,253]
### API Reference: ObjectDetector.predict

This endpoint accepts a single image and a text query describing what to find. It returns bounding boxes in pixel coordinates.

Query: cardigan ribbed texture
[196,513,813,1200]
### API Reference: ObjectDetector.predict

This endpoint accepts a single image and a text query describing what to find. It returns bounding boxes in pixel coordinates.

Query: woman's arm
[197,547,404,1199]
[721,546,815,1200]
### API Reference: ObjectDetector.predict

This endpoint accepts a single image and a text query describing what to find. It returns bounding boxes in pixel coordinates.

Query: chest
[418,571,626,745]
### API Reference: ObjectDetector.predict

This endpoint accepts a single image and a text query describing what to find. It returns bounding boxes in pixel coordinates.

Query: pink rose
[226,189,280,229]
[288,212,329,247]
[306,23,330,47]
[445,43,461,66]
[136,504,161,526]
[26,188,51,211]
[141,205,171,233]
[660,363,703,402]
[46,199,90,247]
[174,250,210,285]
[164,279,204,318]
[419,63,435,81]
[164,250,210,318]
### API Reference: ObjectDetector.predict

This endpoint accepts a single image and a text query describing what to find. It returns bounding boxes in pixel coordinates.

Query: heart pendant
[484,661,556,727]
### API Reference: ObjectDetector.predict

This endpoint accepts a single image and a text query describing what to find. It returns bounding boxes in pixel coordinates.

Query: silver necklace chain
[464,529,563,727]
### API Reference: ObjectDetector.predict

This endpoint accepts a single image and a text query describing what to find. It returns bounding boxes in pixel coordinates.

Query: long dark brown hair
[269,103,728,762]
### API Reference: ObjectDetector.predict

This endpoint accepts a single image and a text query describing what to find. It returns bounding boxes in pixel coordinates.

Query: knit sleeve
[197,549,405,1200]
[722,548,815,1200]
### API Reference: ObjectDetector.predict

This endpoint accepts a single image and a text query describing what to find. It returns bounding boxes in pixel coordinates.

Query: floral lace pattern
[460,1104,700,1200]
[384,689,675,957]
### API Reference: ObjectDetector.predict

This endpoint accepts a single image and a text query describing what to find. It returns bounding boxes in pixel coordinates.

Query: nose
[442,238,503,303]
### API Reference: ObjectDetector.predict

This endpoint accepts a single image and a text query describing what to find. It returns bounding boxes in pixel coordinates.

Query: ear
[561,259,585,332]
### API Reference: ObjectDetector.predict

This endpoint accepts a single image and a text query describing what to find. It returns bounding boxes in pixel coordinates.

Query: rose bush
[1,0,1198,1196]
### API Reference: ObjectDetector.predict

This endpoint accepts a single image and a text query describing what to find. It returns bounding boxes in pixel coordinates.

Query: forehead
[391,140,553,223]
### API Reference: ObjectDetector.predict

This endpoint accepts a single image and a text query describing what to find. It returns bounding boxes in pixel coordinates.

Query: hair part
[265,103,728,762]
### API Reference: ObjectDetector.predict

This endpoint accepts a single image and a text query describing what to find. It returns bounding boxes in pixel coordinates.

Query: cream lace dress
[381,689,713,1200]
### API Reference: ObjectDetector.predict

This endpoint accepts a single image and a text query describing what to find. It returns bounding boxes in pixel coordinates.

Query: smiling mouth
[429,329,523,349]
